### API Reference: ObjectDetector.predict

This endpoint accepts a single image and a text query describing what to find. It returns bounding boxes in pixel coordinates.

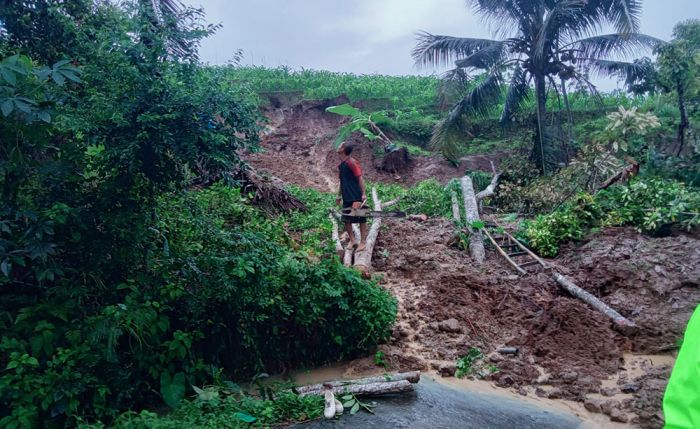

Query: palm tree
[413,0,662,172]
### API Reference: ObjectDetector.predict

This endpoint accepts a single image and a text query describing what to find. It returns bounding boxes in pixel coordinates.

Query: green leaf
[1,100,13,117]
[234,412,257,423]
[0,260,9,276]
[359,128,378,140]
[52,59,72,68]
[160,371,186,408]
[341,394,353,400]
[350,402,360,415]
[14,100,31,114]
[326,103,360,117]
[370,112,391,124]
[51,71,65,86]
[342,399,356,408]
[38,111,51,123]
[0,67,16,86]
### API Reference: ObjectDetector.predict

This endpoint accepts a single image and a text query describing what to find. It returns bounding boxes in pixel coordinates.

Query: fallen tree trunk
[598,158,639,191]
[461,176,485,264]
[451,189,461,223]
[298,380,414,397]
[475,162,501,201]
[353,187,381,270]
[330,212,344,258]
[295,371,420,396]
[553,272,636,329]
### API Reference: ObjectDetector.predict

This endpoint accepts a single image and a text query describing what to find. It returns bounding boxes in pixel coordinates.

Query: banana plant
[326,104,395,150]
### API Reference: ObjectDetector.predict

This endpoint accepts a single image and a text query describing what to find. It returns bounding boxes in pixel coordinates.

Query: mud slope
[371,221,699,428]
[243,98,501,192]
[247,98,699,428]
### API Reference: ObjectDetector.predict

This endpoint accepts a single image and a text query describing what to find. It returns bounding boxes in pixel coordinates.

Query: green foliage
[0,3,397,427]
[524,179,700,256]
[455,348,483,379]
[224,66,440,112]
[374,350,386,368]
[78,386,325,429]
[339,393,376,415]
[373,179,452,218]
[326,104,390,148]
[524,194,601,257]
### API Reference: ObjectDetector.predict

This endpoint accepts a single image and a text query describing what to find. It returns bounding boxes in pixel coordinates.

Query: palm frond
[601,0,642,34]
[535,0,587,59]
[466,0,520,29]
[499,65,531,124]
[584,58,656,94]
[454,41,507,69]
[431,70,504,160]
[412,32,503,67]
[438,68,473,108]
[568,33,663,60]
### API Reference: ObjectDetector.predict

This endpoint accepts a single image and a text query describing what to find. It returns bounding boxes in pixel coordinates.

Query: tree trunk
[330,213,345,258]
[460,176,485,264]
[534,73,548,174]
[553,272,636,330]
[677,83,689,156]
[561,77,574,163]
[295,371,420,396]
[451,190,461,223]
[353,187,381,270]
[298,380,414,397]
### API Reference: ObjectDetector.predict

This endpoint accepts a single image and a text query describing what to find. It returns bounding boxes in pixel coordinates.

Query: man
[336,143,367,251]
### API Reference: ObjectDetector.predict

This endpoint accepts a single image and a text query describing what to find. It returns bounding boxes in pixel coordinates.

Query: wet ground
[294,376,581,429]
[246,97,699,428]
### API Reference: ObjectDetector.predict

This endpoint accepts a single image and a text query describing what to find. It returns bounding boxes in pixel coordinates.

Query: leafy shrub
[524,179,700,256]
[597,178,700,233]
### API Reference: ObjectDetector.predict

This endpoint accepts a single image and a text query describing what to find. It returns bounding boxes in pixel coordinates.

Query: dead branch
[475,162,501,201]
[553,272,636,329]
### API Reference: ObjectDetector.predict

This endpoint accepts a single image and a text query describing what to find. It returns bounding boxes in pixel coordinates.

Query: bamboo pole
[553,272,636,329]
[483,229,526,275]
[503,231,548,269]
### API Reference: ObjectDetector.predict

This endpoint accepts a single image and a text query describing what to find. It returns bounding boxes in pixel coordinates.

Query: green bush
[524,179,700,256]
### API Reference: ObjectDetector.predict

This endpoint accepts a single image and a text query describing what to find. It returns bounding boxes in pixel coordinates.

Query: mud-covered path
[246,98,700,428]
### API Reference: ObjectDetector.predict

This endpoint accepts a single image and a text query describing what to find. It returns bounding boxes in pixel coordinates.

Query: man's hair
[342,144,353,155]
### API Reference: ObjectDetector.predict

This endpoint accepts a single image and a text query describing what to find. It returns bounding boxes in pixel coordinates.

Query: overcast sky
[185,0,700,90]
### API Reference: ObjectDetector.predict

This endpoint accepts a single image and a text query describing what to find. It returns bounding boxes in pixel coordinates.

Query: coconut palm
[413,0,662,172]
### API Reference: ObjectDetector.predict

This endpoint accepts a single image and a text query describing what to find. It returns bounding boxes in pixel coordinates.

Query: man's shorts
[341,200,367,224]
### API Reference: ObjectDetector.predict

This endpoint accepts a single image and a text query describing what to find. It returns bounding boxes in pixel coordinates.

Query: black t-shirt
[339,158,363,202]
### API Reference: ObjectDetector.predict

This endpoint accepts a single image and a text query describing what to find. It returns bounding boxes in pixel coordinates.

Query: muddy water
[284,365,635,429]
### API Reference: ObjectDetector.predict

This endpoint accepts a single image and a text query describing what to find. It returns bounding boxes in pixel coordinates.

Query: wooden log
[460,176,485,264]
[295,371,421,396]
[451,190,461,223]
[298,380,414,398]
[354,187,381,270]
[553,272,636,329]
[383,198,400,208]
[330,213,344,257]
[483,229,526,275]
[475,162,501,201]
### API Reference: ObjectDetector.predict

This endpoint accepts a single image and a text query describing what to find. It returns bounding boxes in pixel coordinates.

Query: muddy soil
[243,97,504,193]
[246,98,700,428]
